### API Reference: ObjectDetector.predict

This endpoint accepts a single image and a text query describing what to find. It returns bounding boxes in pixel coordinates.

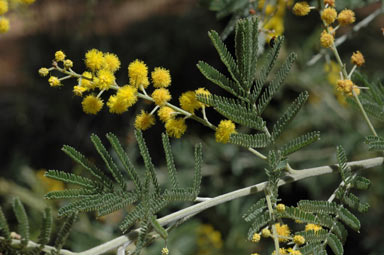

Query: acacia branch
[3,157,383,254]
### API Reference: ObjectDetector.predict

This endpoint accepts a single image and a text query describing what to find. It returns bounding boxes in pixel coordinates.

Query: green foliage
[54,213,78,252]
[365,135,384,152]
[197,17,318,159]
[0,199,62,254]
[44,131,203,254]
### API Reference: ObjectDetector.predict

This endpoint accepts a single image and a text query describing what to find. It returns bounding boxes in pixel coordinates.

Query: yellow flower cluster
[261,0,292,42]
[0,0,35,34]
[337,79,360,97]
[305,223,322,232]
[275,223,291,242]
[215,120,236,144]
[196,224,223,255]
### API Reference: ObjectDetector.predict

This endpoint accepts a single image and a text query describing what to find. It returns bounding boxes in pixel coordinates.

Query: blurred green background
[1,0,384,254]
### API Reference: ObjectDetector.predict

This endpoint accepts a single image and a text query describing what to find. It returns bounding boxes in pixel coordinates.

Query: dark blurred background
[1,0,384,254]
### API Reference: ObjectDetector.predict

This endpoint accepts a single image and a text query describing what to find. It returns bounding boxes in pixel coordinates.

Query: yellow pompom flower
[38,68,50,77]
[135,110,155,130]
[215,120,236,144]
[64,59,73,69]
[20,0,35,4]
[321,7,337,25]
[320,30,334,48]
[324,0,335,7]
[73,85,87,96]
[158,106,175,122]
[151,67,171,88]
[152,88,171,106]
[292,1,310,16]
[293,235,305,245]
[0,17,10,33]
[96,69,115,90]
[179,91,201,114]
[161,247,169,255]
[351,51,365,67]
[104,53,121,72]
[82,95,104,114]
[0,0,9,15]
[338,9,355,25]
[55,50,66,62]
[276,203,286,212]
[272,248,288,255]
[128,59,148,88]
[251,233,261,243]
[79,71,95,89]
[107,95,129,114]
[116,85,138,107]
[85,49,105,71]
[305,223,322,232]
[195,87,211,107]
[275,223,290,242]
[261,228,271,238]
[165,118,187,138]
[48,76,61,87]
[337,79,360,96]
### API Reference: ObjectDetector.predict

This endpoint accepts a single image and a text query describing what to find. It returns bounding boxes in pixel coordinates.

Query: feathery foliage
[44,131,202,254]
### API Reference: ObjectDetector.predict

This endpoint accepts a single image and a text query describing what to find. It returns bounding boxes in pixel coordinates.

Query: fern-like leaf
[297,200,338,214]
[256,52,296,115]
[365,135,384,151]
[194,143,203,196]
[338,192,369,213]
[0,206,11,241]
[62,145,113,189]
[45,170,97,188]
[163,188,196,202]
[247,211,270,240]
[299,242,326,255]
[135,130,160,194]
[196,61,243,98]
[45,188,96,200]
[295,229,328,243]
[352,176,371,190]
[150,216,168,240]
[280,206,316,224]
[90,134,126,189]
[162,133,179,189]
[12,197,29,247]
[54,213,78,251]
[208,30,241,85]
[327,232,344,255]
[106,132,142,192]
[336,145,351,181]
[337,207,360,232]
[97,192,139,217]
[242,198,266,222]
[280,131,320,156]
[197,94,265,130]
[271,91,309,140]
[38,208,52,247]
[229,132,270,148]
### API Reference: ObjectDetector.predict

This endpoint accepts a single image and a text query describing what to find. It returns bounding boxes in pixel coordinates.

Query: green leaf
[150,216,168,240]
[297,200,338,214]
[365,135,384,151]
[0,206,10,241]
[271,91,309,140]
[299,242,326,255]
[337,207,360,232]
[280,206,317,224]
[62,145,113,189]
[135,130,160,194]
[280,131,320,156]
[162,133,179,189]
[12,198,29,247]
[45,188,96,200]
[247,211,270,240]
[38,208,52,247]
[208,30,241,85]
[194,143,203,196]
[106,132,142,192]
[352,176,371,190]
[242,198,266,222]
[163,188,196,202]
[229,132,270,148]
[196,61,243,98]
[197,94,265,130]
[339,192,370,213]
[91,134,126,189]
[336,145,351,181]
[327,233,344,255]
[97,192,140,217]
[44,170,96,188]
[295,229,328,243]
[256,52,296,115]
[55,213,78,251]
